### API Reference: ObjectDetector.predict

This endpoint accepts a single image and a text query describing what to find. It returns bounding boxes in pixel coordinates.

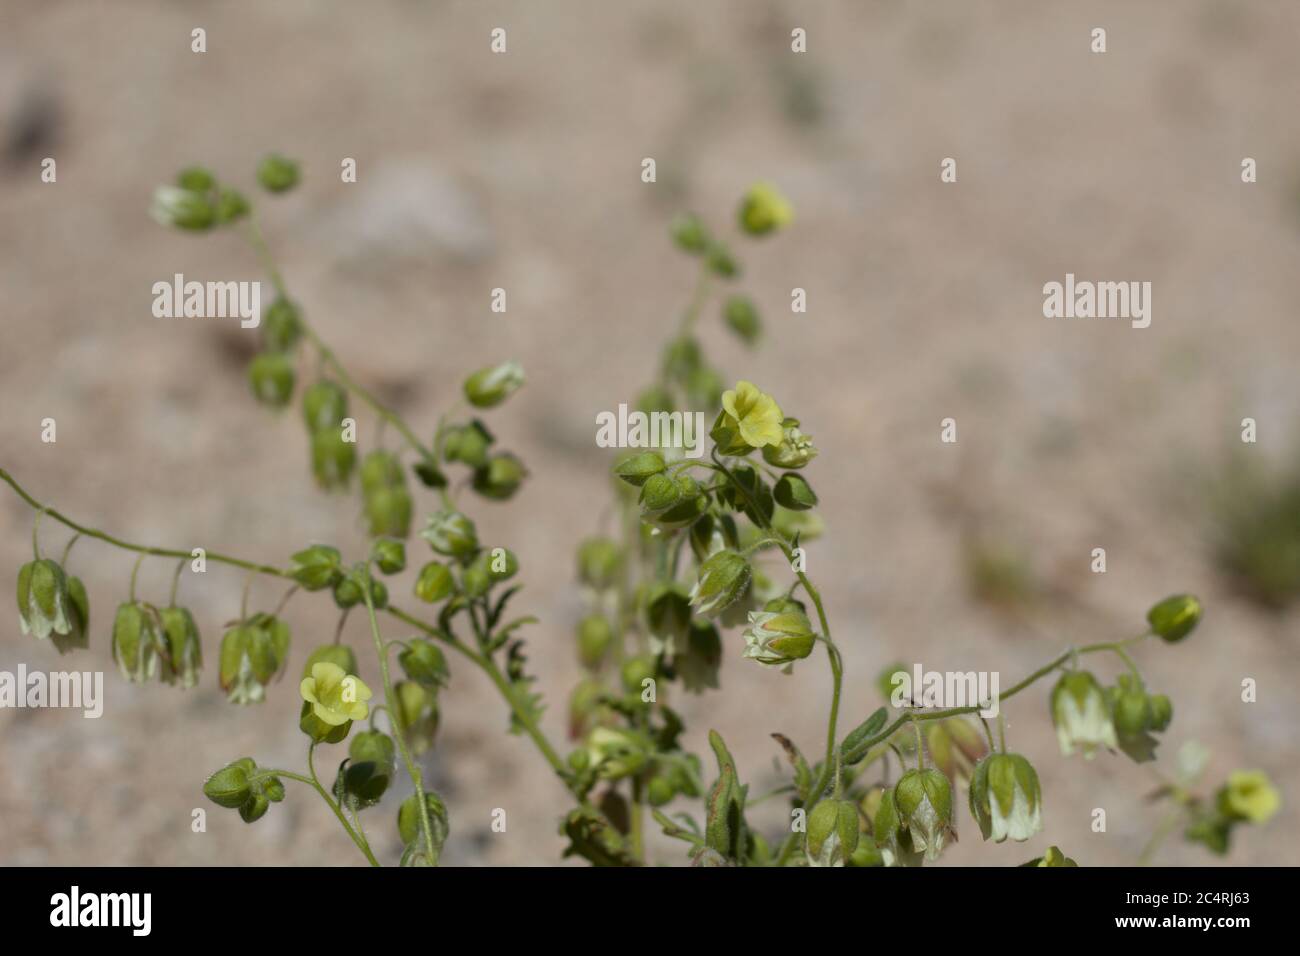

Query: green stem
[32,508,45,560]
[60,532,81,566]
[360,569,438,864]
[128,553,146,603]
[169,558,185,606]
[303,746,381,867]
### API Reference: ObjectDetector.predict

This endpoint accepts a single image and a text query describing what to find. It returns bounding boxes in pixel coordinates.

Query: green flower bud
[1112,683,1151,737]
[762,419,818,469]
[412,457,447,489]
[421,510,478,561]
[176,167,216,192]
[53,575,90,655]
[203,758,255,809]
[741,608,816,667]
[262,297,302,352]
[894,768,954,862]
[219,614,289,704]
[737,181,793,236]
[647,476,707,531]
[414,561,456,604]
[689,550,751,618]
[442,422,493,468]
[288,544,344,591]
[1147,594,1201,643]
[364,486,412,539]
[806,799,860,867]
[639,472,682,514]
[301,379,347,430]
[577,537,621,590]
[463,360,524,408]
[585,726,650,780]
[112,602,166,684]
[670,212,709,254]
[248,352,295,408]
[262,776,285,803]
[620,654,656,695]
[461,560,492,600]
[257,153,300,193]
[397,791,450,857]
[873,788,924,867]
[613,451,666,487]
[301,644,358,682]
[338,730,396,808]
[395,680,439,755]
[472,453,527,500]
[398,638,449,689]
[969,753,1043,843]
[17,558,73,640]
[310,428,356,490]
[215,187,249,224]
[774,472,818,511]
[647,775,677,807]
[159,606,202,688]
[487,548,520,583]
[359,449,404,494]
[1022,846,1078,867]
[150,185,215,230]
[705,241,739,278]
[239,793,270,823]
[371,538,406,574]
[577,615,614,669]
[567,748,591,772]
[1051,671,1117,758]
[723,296,761,346]
[1148,693,1173,732]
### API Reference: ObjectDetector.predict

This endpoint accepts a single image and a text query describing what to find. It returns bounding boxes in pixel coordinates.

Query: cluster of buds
[112,601,202,687]
[149,165,250,233]
[203,757,284,824]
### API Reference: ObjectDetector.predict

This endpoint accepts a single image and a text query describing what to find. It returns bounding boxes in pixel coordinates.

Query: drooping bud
[806,798,860,867]
[288,544,344,591]
[398,638,449,689]
[257,153,300,193]
[705,241,739,278]
[1146,594,1201,643]
[689,550,751,618]
[262,297,302,352]
[218,614,290,705]
[413,561,455,604]
[421,510,478,561]
[203,758,255,809]
[53,575,90,655]
[723,296,761,346]
[442,422,492,468]
[463,360,524,408]
[360,449,404,495]
[397,791,450,863]
[577,615,614,669]
[585,726,651,780]
[969,753,1043,843]
[337,730,396,808]
[670,212,709,254]
[150,185,215,230]
[927,717,988,786]
[741,608,816,667]
[215,187,249,224]
[301,379,347,430]
[17,559,74,641]
[159,606,203,688]
[873,787,924,867]
[894,768,954,862]
[111,602,167,684]
[577,537,622,590]
[310,428,357,490]
[1050,670,1117,758]
[472,453,526,500]
[248,352,295,407]
[370,537,406,575]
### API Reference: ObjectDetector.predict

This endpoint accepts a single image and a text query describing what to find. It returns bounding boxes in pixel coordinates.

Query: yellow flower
[299,661,373,727]
[1223,770,1280,823]
[720,381,785,449]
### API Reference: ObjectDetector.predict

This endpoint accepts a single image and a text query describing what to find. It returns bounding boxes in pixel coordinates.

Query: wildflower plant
[0,162,1280,867]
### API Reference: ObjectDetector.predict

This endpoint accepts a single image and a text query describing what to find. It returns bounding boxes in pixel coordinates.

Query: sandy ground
[1,0,1297,865]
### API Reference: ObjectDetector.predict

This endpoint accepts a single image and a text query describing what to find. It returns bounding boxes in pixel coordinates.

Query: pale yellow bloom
[299,661,372,726]
[1223,770,1280,823]
[721,381,785,449]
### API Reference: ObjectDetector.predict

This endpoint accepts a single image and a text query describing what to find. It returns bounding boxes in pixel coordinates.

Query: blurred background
[1,0,1298,865]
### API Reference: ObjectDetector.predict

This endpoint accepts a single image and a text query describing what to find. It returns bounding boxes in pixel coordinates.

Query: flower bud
[639,472,682,515]
[112,602,166,684]
[339,730,396,807]
[421,510,478,561]
[288,544,344,591]
[414,561,455,603]
[53,575,90,655]
[1051,670,1117,758]
[150,185,215,230]
[177,167,216,192]
[873,788,924,867]
[894,768,954,861]
[363,539,404,577]
[620,654,656,696]
[365,485,413,539]
[647,476,707,530]
[17,558,74,641]
[806,798,860,867]
[774,472,818,511]
[472,453,526,500]
[577,537,622,590]
[203,758,255,809]
[1111,680,1151,737]
[613,451,666,487]
[394,680,439,755]
[1148,693,1173,732]
[969,753,1043,843]
[358,449,401,493]
[1023,846,1078,867]
[741,608,816,667]
[239,793,270,823]
[219,614,290,705]
[723,296,761,346]
[463,360,524,408]
[670,212,709,254]
[645,583,692,651]
[215,187,249,224]
[311,428,356,489]
[398,638,449,689]
[413,457,447,489]
[737,181,793,236]
[442,422,492,468]
[262,297,302,352]
[257,153,300,193]
[1146,594,1201,643]
[762,419,818,469]
[302,379,347,430]
[585,726,650,780]
[248,352,295,407]
[705,241,739,278]
[568,677,609,739]
[577,614,614,669]
[689,550,751,618]
[647,774,677,807]
[159,606,203,688]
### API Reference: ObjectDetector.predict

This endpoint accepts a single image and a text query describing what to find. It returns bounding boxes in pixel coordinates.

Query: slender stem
[912,717,925,769]
[60,532,82,566]
[303,745,381,867]
[169,559,185,606]
[273,583,301,617]
[239,570,254,620]
[360,569,438,863]
[128,553,146,602]
[32,508,45,559]
[333,608,350,645]
[997,712,1007,753]
[630,777,646,862]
